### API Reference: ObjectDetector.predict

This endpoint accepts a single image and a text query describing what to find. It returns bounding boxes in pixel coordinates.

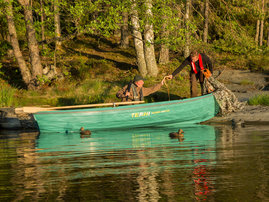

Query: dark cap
[133,75,145,82]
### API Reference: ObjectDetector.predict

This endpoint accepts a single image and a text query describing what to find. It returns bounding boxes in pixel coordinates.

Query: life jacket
[131,83,144,101]
[191,54,204,74]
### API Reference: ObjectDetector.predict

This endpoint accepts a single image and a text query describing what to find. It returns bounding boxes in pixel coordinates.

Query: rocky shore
[205,69,269,126]
[0,70,268,131]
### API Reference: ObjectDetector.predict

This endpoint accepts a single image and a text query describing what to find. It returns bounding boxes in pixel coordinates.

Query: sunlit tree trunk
[159,19,169,64]
[259,0,265,46]
[203,0,209,43]
[130,0,147,77]
[120,11,129,48]
[144,0,158,76]
[4,0,32,87]
[184,0,190,57]
[18,0,43,81]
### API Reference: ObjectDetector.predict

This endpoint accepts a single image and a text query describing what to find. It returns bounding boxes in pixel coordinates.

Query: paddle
[15,100,145,113]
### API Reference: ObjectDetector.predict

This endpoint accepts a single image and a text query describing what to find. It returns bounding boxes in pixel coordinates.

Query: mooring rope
[163,76,172,101]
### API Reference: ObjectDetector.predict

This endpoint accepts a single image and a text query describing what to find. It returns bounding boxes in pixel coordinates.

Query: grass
[0,81,17,107]
[248,94,269,106]
[247,54,269,73]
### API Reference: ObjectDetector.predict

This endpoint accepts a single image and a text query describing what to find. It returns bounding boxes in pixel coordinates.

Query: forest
[0,0,268,107]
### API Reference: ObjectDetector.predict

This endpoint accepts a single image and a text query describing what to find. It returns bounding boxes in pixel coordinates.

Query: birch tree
[54,0,61,48]
[4,0,32,87]
[184,0,190,57]
[130,0,147,77]
[18,0,43,82]
[203,0,209,43]
[144,0,158,76]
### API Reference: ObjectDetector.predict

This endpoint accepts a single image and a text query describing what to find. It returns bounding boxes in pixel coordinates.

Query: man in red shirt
[167,51,213,97]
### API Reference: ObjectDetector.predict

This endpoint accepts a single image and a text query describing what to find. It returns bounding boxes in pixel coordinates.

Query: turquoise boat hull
[33,94,219,133]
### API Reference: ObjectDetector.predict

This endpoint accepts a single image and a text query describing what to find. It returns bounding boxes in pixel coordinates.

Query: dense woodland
[0,0,269,106]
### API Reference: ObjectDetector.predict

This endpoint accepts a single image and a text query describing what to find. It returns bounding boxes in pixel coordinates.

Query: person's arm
[116,85,129,99]
[143,82,162,97]
[171,58,190,77]
[202,54,213,73]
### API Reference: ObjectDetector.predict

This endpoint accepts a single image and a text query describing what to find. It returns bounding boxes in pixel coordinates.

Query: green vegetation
[239,80,254,86]
[248,94,269,106]
[0,81,17,107]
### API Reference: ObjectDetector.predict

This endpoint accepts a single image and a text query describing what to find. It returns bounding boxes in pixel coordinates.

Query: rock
[0,108,21,129]
[0,108,38,130]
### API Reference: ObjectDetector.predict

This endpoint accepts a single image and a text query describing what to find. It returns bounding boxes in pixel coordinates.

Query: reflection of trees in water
[6,132,42,201]
[136,150,160,202]
[2,127,218,200]
[4,131,70,201]
[215,125,269,201]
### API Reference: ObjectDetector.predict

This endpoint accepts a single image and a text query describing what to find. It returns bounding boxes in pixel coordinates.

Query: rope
[163,76,172,101]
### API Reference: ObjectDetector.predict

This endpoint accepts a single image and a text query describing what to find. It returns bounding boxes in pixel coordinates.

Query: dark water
[0,124,268,201]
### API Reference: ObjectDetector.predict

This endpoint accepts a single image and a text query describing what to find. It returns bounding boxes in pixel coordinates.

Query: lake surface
[0,124,268,201]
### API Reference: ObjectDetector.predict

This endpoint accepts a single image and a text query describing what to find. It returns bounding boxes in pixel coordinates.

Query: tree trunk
[159,42,169,65]
[259,0,265,46]
[260,20,264,46]
[144,0,158,77]
[176,4,182,30]
[255,20,260,45]
[159,19,169,64]
[40,0,45,49]
[54,0,61,48]
[130,0,147,77]
[18,0,43,80]
[267,29,269,47]
[184,0,190,57]
[203,0,209,43]
[120,11,129,48]
[4,0,32,87]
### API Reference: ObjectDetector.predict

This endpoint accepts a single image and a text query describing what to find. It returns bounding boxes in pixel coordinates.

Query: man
[167,51,213,97]
[116,75,165,101]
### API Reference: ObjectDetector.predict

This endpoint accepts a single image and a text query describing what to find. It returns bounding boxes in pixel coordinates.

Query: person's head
[190,50,199,62]
[133,75,145,87]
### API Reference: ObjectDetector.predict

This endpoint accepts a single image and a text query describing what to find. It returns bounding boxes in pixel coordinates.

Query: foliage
[0,0,269,107]
[0,41,11,58]
[248,94,269,106]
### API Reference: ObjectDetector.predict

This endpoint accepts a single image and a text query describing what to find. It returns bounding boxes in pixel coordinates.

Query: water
[0,124,268,201]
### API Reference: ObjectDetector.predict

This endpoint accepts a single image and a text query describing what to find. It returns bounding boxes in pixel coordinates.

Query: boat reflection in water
[36,124,217,201]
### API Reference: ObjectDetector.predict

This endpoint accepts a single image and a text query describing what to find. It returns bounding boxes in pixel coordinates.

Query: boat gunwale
[34,94,215,115]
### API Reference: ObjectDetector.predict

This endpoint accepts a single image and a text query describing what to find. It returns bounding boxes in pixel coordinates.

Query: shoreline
[1,69,268,131]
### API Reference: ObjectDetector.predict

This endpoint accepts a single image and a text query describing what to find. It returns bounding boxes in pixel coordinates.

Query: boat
[31,93,219,133]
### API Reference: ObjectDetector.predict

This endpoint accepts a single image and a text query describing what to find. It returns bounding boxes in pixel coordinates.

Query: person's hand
[161,77,166,85]
[166,75,173,80]
[125,92,130,97]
